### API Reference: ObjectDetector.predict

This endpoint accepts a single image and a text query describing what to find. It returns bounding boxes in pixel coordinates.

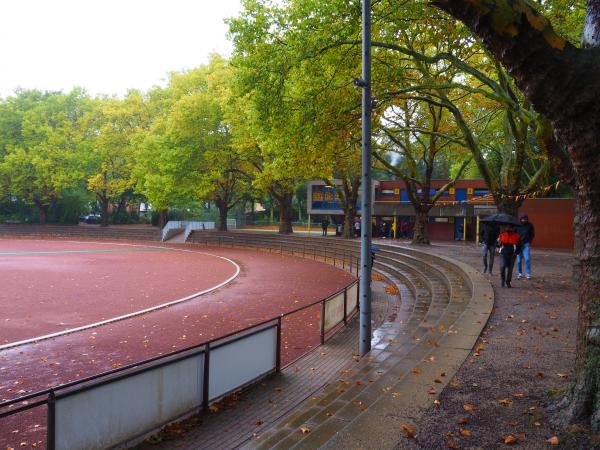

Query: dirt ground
[401,243,599,449]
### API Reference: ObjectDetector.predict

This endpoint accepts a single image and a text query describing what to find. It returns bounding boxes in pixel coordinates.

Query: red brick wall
[519,199,574,250]
[428,222,454,241]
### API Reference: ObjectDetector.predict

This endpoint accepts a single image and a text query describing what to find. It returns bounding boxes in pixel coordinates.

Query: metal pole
[276,317,282,371]
[476,215,480,246]
[47,391,56,450]
[202,344,210,410]
[359,0,372,357]
[320,300,326,345]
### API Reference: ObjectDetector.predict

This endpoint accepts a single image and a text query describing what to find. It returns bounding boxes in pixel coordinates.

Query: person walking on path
[353,218,361,238]
[480,222,500,274]
[321,218,329,236]
[498,224,520,288]
[516,214,535,279]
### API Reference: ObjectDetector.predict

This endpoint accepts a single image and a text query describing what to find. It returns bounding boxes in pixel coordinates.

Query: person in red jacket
[497,224,520,288]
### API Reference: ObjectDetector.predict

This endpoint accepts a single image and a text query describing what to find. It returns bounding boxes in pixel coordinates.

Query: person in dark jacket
[321,218,329,236]
[516,214,535,279]
[480,222,500,274]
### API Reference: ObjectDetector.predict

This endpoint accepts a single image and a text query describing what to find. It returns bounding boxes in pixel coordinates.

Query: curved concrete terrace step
[189,234,480,348]
[190,232,473,342]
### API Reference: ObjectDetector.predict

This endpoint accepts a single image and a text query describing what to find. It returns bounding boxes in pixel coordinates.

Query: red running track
[0,238,355,449]
[0,239,239,345]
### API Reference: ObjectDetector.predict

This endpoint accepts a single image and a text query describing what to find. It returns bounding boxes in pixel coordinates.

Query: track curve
[0,239,240,348]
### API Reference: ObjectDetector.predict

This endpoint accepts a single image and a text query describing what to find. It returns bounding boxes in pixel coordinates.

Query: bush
[111,209,140,225]
[48,189,94,224]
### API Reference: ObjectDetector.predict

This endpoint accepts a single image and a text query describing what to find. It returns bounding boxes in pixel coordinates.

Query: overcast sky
[0,0,243,98]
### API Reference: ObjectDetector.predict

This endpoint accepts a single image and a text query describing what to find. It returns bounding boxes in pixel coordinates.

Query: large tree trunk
[583,0,600,48]
[433,0,600,431]
[412,210,430,244]
[158,210,167,229]
[217,201,229,232]
[37,203,48,225]
[276,192,294,234]
[100,198,109,227]
[555,168,600,430]
[342,206,357,239]
[495,197,521,217]
[114,196,125,224]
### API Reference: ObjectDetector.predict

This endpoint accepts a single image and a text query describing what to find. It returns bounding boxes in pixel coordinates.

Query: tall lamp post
[357,0,372,357]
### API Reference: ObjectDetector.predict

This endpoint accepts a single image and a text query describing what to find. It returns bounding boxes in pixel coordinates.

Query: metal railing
[188,232,363,276]
[162,221,217,241]
[0,249,358,450]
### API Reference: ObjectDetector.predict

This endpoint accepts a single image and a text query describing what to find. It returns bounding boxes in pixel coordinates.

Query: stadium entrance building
[306,180,574,249]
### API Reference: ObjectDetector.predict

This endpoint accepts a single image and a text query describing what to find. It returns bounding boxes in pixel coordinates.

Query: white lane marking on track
[0,240,240,351]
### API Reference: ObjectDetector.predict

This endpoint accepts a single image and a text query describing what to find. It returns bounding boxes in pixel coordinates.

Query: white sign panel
[209,326,277,401]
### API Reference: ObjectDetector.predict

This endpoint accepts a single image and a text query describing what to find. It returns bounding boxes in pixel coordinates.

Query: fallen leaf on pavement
[547,436,559,445]
[300,426,311,434]
[459,428,472,437]
[463,404,475,412]
[504,435,517,445]
[401,424,416,438]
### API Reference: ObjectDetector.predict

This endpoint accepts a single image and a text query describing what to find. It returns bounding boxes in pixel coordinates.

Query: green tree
[0,89,91,224]
[83,92,148,227]
[229,1,347,233]
[374,99,472,243]
[135,56,252,230]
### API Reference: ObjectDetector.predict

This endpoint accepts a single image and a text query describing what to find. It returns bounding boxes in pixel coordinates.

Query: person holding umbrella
[497,224,521,288]
[481,213,521,287]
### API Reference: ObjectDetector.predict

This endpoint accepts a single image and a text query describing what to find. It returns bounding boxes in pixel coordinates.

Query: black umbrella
[480,213,520,226]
